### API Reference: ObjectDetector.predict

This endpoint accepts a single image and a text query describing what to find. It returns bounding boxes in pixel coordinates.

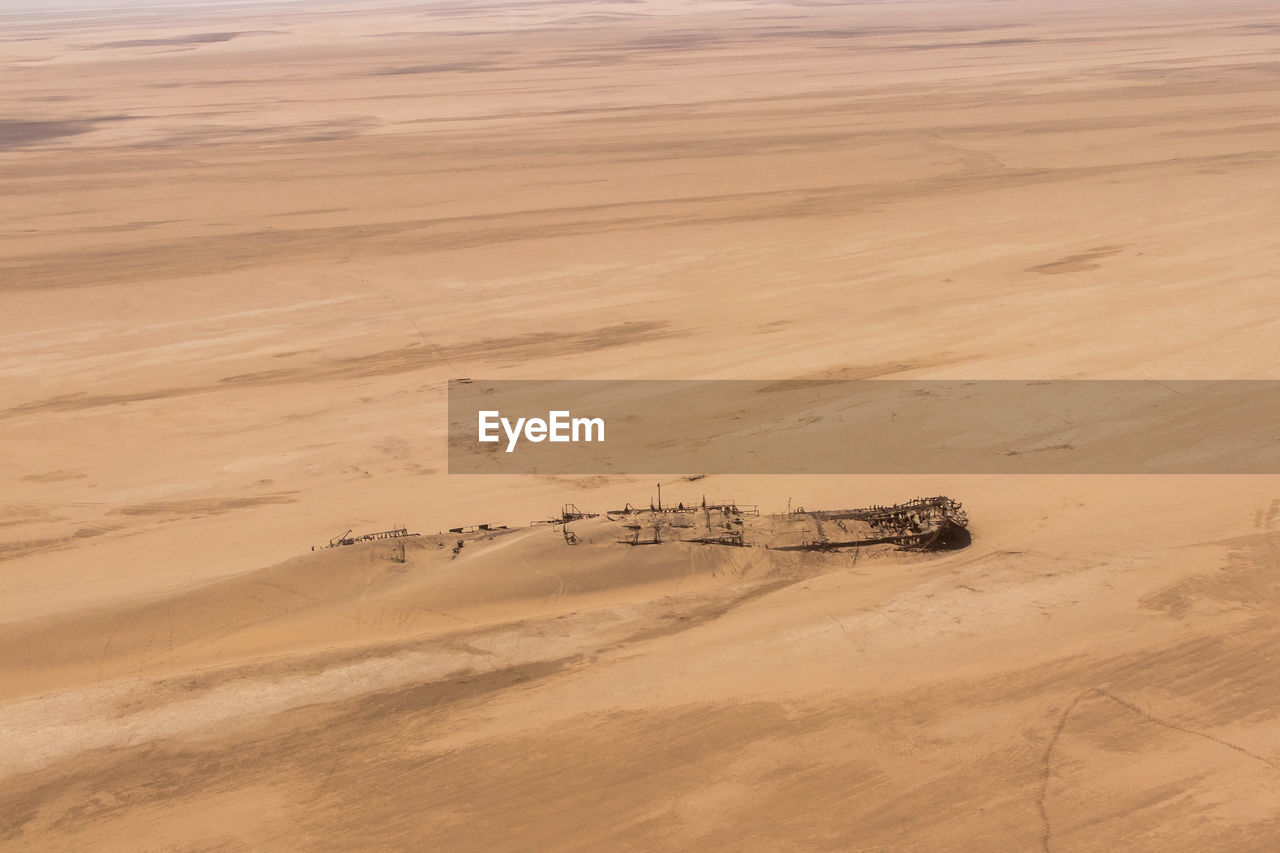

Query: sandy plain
[2,0,1280,849]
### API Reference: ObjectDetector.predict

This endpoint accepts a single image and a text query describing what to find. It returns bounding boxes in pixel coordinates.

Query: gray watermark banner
[448,379,1280,474]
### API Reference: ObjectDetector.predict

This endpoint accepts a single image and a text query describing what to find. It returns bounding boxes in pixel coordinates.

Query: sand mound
[0,519,808,700]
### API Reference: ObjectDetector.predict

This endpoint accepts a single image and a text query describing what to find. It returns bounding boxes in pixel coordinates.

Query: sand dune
[3,482,1278,849]
[2,0,1280,849]
[0,520,785,700]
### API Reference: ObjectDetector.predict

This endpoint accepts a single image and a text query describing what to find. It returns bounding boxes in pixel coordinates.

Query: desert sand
[2,0,1280,849]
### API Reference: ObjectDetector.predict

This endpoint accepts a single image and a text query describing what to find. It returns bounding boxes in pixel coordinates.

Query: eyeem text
[478,410,605,453]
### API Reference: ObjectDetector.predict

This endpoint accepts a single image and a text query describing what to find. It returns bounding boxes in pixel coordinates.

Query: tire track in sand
[1038,687,1280,852]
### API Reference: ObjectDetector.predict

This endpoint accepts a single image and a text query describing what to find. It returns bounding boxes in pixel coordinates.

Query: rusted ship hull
[770,496,969,552]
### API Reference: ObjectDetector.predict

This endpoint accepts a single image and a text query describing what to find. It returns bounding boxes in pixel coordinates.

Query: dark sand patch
[0,116,129,151]
[92,32,242,49]
[1030,245,1126,275]
[19,471,86,483]
[0,505,68,529]
[0,526,116,563]
[108,493,299,518]
[0,322,681,419]
[371,62,496,75]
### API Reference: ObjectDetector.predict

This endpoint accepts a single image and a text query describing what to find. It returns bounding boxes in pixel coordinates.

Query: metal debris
[327,526,419,548]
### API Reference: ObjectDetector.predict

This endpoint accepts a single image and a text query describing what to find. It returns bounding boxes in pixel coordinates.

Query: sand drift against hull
[371,495,969,555]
